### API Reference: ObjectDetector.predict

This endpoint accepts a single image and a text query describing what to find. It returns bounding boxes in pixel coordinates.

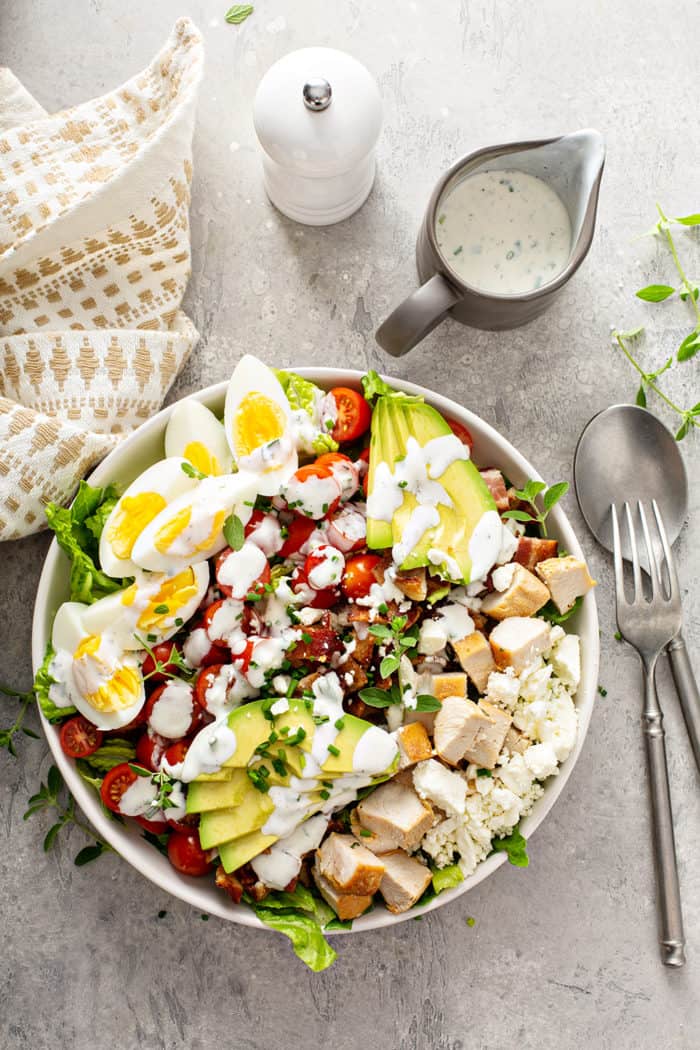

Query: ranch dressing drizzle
[179,718,238,782]
[435,170,572,295]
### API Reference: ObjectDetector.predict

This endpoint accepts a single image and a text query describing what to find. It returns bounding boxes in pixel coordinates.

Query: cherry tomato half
[167,830,214,877]
[134,814,169,834]
[100,762,138,814]
[291,566,338,609]
[59,716,103,759]
[144,683,202,740]
[135,730,168,772]
[315,452,359,501]
[341,553,384,599]
[279,515,316,557]
[215,547,271,601]
[446,417,474,452]
[141,641,182,684]
[330,387,372,444]
[194,663,234,714]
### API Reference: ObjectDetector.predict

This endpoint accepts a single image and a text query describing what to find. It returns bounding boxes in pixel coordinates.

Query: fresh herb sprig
[359,683,440,712]
[224,3,254,24]
[368,615,419,677]
[502,479,569,538]
[613,205,700,440]
[24,764,113,866]
[0,682,39,756]
[128,763,178,817]
[135,635,196,684]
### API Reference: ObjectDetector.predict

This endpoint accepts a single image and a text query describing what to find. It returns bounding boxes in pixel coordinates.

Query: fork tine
[624,501,643,601]
[611,503,626,607]
[651,499,680,601]
[638,501,661,597]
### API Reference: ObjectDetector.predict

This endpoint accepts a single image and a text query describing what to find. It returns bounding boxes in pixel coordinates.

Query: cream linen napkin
[0,18,203,541]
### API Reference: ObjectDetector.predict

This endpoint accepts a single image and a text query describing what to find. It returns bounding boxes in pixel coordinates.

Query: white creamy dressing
[119,776,165,819]
[250,813,329,890]
[307,544,345,589]
[204,663,256,715]
[183,627,212,668]
[217,541,267,598]
[246,513,284,556]
[354,566,410,619]
[427,547,462,582]
[48,650,78,708]
[326,458,359,501]
[148,680,194,739]
[418,602,474,655]
[468,510,503,581]
[283,472,340,519]
[325,504,366,551]
[435,170,572,295]
[207,597,245,647]
[179,718,238,782]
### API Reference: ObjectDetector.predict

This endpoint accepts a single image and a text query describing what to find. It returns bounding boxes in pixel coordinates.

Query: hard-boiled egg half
[224,354,298,496]
[80,563,210,650]
[164,399,232,477]
[99,458,199,578]
[51,603,145,730]
[131,472,259,573]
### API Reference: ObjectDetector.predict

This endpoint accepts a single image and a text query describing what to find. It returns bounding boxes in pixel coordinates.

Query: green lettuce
[491,825,529,868]
[253,882,337,971]
[84,739,136,773]
[431,863,464,894]
[540,596,583,625]
[34,643,76,722]
[361,370,423,405]
[275,369,339,454]
[45,481,127,603]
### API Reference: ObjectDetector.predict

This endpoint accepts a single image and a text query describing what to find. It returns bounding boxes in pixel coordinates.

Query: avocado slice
[366,392,498,583]
[186,769,249,814]
[220,700,316,769]
[199,787,276,849]
[218,830,278,873]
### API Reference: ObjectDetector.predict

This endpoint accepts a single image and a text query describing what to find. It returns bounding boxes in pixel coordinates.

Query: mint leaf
[224,4,254,24]
[74,843,108,866]
[379,654,401,678]
[491,826,529,867]
[502,509,534,524]
[635,284,675,302]
[223,513,244,551]
[676,418,691,441]
[43,823,62,851]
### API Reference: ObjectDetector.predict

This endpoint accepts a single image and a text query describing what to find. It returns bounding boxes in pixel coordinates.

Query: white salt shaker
[253,47,383,226]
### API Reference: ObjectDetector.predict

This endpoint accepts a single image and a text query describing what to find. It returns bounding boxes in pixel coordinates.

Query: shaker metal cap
[253,47,382,177]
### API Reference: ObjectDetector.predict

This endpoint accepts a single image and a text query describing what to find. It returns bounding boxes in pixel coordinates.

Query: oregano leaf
[635,384,647,408]
[543,481,569,512]
[635,284,675,302]
[222,513,245,551]
[674,213,700,226]
[225,4,254,23]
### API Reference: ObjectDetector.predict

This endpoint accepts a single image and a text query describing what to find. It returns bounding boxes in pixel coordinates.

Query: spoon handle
[667,632,700,774]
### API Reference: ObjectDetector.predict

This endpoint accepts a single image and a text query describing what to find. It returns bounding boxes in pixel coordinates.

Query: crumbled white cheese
[270,697,290,716]
[550,633,581,690]
[495,523,519,565]
[491,562,517,592]
[523,741,559,780]
[485,669,520,710]
[413,759,467,816]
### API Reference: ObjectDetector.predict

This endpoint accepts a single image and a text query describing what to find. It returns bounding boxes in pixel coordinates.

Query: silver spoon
[574,404,700,773]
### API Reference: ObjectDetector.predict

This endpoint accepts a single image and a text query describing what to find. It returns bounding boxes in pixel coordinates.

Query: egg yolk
[136,569,200,631]
[184,441,221,477]
[154,506,227,556]
[107,492,167,559]
[233,393,286,458]
[73,634,141,712]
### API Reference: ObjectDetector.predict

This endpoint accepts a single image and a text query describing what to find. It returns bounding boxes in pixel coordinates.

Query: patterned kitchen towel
[0,18,203,541]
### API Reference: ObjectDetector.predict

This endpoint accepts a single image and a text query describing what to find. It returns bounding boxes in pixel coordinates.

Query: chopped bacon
[352,635,376,667]
[480,469,510,511]
[339,656,368,694]
[288,616,343,667]
[514,536,558,572]
[215,865,244,904]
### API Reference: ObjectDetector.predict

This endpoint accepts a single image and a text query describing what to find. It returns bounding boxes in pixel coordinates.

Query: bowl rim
[31,367,599,935]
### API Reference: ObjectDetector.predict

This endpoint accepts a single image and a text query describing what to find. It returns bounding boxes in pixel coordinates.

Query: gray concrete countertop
[1,2,699,1048]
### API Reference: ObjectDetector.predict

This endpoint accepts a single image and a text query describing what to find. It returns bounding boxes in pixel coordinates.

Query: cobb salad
[35,356,596,969]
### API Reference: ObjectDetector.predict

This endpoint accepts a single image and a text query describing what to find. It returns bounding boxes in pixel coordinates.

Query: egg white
[164,400,232,477]
[224,355,298,496]
[130,472,259,573]
[99,458,200,579]
[50,602,146,730]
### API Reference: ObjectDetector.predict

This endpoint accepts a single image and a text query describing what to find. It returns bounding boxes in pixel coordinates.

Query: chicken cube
[350,809,398,854]
[489,616,551,673]
[395,722,433,769]
[393,566,428,602]
[536,556,596,614]
[433,695,493,766]
[378,850,432,914]
[312,860,374,920]
[430,671,468,702]
[480,469,510,511]
[355,780,434,851]
[451,630,496,692]
[462,700,512,769]
[480,564,550,620]
[514,536,558,572]
[316,832,385,895]
[503,725,529,755]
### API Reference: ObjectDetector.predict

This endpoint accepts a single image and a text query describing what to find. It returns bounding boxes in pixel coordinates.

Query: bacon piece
[215,865,244,903]
[514,536,558,572]
[480,469,510,511]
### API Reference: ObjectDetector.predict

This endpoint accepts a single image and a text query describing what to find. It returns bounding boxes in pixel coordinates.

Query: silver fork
[612,498,685,967]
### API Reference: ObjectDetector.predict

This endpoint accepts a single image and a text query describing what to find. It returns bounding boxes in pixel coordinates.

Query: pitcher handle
[375,273,460,357]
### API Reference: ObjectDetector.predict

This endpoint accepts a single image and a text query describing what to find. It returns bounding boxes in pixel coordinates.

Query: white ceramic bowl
[32,369,599,933]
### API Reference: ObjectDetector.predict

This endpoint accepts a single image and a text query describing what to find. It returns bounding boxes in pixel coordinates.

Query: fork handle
[643,659,686,967]
[667,632,700,775]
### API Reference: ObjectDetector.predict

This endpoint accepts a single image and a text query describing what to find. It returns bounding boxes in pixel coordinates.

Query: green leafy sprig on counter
[613,205,700,440]
[24,764,113,866]
[0,682,40,756]
[502,479,569,538]
[224,4,254,24]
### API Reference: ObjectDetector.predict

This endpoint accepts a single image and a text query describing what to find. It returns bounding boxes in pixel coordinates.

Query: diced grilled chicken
[536,555,596,614]
[451,630,496,692]
[480,564,550,620]
[316,832,385,895]
[430,671,468,702]
[312,860,374,920]
[462,700,512,768]
[503,725,529,755]
[514,536,558,572]
[393,566,428,602]
[395,721,433,769]
[350,808,398,854]
[378,850,432,914]
[489,616,551,673]
[480,468,510,511]
[355,780,434,851]
[433,695,492,765]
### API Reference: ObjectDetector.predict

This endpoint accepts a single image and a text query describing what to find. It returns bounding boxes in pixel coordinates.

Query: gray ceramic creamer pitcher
[376,129,605,357]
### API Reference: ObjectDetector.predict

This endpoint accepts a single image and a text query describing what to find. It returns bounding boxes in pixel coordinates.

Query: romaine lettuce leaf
[84,739,136,773]
[45,481,127,603]
[275,369,339,453]
[431,862,464,894]
[34,643,76,722]
[254,904,337,971]
[491,825,529,867]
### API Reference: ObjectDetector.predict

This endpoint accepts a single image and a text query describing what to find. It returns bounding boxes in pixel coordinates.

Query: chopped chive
[334,717,345,730]
[174,617,183,627]
[359,828,372,838]
[327,744,340,757]
[319,790,330,800]
[598,685,608,697]
[301,633,312,644]
[466,916,475,927]
[153,604,169,615]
